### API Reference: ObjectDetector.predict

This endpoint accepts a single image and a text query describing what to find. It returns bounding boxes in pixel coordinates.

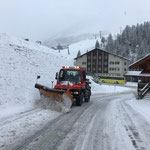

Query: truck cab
[55,66,91,106]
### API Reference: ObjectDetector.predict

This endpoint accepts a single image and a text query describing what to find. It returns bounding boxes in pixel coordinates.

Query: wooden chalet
[129,54,150,99]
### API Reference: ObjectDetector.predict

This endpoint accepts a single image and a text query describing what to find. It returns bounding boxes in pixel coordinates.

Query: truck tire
[85,91,90,102]
[85,97,90,102]
[76,91,83,106]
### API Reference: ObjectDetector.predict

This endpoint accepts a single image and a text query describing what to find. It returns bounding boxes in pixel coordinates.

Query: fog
[0,0,150,41]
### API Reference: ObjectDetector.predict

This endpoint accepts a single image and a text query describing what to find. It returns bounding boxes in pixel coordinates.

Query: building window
[93,56,96,59]
[104,62,108,65]
[118,68,120,71]
[104,67,107,71]
[93,62,96,65]
[124,62,127,65]
[99,56,102,59]
[124,68,127,71]
[105,55,108,59]
[110,61,114,65]
[88,56,91,59]
[109,68,111,71]
[82,62,86,65]
[115,61,120,65]
[88,62,91,65]
[88,68,91,71]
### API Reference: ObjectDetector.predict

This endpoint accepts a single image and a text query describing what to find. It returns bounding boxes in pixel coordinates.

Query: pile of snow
[87,76,134,94]
[36,95,72,113]
[125,82,137,87]
[0,33,73,118]
[125,95,150,124]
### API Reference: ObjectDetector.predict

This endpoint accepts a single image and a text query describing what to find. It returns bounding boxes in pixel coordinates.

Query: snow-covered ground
[1,33,150,150]
[0,33,73,118]
[125,82,137,87]
[0,33,122,119]
[125,94,150,125]
[88,76,134,94]
[0,109,61,150]
[59,38,96,59]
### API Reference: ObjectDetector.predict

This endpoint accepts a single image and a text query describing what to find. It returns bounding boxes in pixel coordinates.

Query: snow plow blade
[35,83,73,112]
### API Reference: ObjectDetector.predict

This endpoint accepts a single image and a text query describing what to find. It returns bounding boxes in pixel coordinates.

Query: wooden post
[68,47,70,55]
[51,80,54,88]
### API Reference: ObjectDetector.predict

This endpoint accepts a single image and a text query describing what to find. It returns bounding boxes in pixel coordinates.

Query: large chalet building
[74,48,129,77]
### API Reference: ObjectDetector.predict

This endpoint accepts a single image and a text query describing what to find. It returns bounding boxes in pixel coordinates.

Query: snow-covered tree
[104,21,150,63]
[95,40,100,48]
[105,33,114,52]
[77,50,81,57]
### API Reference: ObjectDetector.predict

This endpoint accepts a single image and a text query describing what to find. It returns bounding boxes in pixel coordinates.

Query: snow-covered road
[1,92,148,150]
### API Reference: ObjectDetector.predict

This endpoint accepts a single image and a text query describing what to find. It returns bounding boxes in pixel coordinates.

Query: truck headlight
[74,92,79,94]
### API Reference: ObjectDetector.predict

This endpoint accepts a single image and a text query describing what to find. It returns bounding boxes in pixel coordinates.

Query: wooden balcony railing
[138,82,150,99]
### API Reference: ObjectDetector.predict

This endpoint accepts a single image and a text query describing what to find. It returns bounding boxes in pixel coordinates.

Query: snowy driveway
[1,92,150,150]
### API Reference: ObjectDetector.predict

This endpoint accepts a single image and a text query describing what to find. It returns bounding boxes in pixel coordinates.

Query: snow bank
[0,33,73,118]
[87,76,133,94]
[125,96,150,124]
[125,82,137,87]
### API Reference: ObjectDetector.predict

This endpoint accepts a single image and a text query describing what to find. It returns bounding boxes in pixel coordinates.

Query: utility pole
[68,46,70,55]
[120,27,122,34]
[99,31,102,40]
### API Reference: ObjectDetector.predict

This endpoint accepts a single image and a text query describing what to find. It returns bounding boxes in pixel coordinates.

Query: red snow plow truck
[35,66,91,111]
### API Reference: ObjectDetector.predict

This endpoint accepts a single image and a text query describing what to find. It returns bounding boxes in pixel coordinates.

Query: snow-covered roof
[125,71,142,76]
[74,48,129,61]
[138,73,150,77]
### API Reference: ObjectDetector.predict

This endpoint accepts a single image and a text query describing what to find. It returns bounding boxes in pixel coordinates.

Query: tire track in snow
[10,93,132,150]
[122,102,150,149]
[120,102,146,150]
[12,103,91,150]
[12,94,121,150]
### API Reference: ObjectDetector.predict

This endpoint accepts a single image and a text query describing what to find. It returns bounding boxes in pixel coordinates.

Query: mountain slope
[43,33,99,47]
[0,33,73,118]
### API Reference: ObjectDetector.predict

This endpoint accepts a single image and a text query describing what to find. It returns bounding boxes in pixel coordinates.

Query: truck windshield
[59,69,81,83]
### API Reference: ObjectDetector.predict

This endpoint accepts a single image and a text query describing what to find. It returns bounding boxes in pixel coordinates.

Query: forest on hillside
[104,22,150,63]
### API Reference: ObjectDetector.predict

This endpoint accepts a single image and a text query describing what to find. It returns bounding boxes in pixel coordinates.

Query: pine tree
[77,50,81,57]
[105,33,114,53]
[101,37,106,44]
[95,40,100,48]
[104,22,150,63]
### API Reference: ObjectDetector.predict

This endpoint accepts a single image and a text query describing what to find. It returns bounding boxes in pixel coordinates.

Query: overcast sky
[0,0,150,41]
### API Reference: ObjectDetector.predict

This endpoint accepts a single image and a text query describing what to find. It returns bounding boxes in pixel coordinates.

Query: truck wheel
[85,91,90,102]
[85,97,90,102]
[76,91,83,106]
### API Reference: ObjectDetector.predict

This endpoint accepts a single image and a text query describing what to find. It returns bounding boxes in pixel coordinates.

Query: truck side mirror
[86,79,91,84]
[37,75,40,79]
[55,72,58,80]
